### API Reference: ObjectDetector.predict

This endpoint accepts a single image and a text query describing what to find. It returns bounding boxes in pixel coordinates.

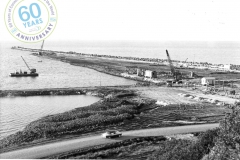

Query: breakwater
[0,86,132,97]
[11,46,240,71]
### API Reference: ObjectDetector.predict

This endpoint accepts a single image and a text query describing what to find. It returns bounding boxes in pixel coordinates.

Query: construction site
[121,50,240,105]
[12,46,240,106]
[1,46,239,156]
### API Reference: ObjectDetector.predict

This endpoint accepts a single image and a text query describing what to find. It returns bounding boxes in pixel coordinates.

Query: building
[144,70,157,78]
[137,68,145,76]
[224,64,240,71]
[201,77,216,86]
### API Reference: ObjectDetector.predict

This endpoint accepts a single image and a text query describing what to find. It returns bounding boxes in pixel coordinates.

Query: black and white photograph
[0,0,240,159]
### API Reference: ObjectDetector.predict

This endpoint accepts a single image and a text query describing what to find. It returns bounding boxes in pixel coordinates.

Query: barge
[10,56,39,77]
[9,71,38,77]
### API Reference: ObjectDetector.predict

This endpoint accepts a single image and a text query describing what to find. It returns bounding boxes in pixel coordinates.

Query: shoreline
[0,85,132,97]
[0,85,231,153]
[11,46,240,84]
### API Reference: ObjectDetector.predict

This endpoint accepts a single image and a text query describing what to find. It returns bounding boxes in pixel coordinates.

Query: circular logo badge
[4,0,57,43]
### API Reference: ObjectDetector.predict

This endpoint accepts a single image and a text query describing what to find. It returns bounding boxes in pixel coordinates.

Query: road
[0,123,219,159]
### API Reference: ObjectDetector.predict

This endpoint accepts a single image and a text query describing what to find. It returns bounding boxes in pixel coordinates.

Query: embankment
[0,85,227,152]
[0,86,131,97]
[0,87,143,152]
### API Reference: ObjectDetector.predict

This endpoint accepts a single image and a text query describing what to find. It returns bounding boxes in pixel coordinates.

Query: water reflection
[0,95,100,139]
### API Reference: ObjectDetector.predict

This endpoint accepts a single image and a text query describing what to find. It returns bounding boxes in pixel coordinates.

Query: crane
[184,58,188,63]
[166,50,175,76]
[179,58,188,67]
[21,56,36,73]
[166,50,182,86]
[39,40,44,55]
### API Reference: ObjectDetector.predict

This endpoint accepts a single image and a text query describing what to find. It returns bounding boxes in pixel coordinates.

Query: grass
[46,136,167,159]
[0,89,139,150]
[0,92,229,151]
[46,129,218,159]
[0,85,231,152]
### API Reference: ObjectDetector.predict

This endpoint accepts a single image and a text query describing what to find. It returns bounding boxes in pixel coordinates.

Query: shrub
[205,104,240,160]
[0,103,138,149]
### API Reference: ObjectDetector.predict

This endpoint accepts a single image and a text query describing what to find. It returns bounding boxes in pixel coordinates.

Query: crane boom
[39,40,44,55]
[41,40,44,51]
[165,50,182,86]
[21,56,31,71]
[166,50,176,75]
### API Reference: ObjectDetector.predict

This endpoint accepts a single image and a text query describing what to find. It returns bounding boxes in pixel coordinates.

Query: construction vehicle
[166,50,182,87]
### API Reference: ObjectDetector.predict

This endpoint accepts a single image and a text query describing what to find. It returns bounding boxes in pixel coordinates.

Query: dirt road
[0,123,219,159]
[133,86,237,104]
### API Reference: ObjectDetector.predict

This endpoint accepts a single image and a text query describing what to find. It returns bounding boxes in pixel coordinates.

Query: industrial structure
[144,70,157,78]
[201,77,216,86]
[165,50,182,86]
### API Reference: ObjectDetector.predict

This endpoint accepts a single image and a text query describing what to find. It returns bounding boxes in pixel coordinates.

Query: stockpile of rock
[177,93,228,106]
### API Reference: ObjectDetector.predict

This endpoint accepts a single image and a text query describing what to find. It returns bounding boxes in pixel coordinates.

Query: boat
[9,56,39,77]
[9,71,38,77]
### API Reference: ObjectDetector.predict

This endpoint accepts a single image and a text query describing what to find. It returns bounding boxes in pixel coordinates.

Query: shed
[144,70,157,78]
[201,77,215,86]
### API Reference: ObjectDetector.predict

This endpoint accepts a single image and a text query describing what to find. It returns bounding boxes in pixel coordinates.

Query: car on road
[101,130,122,138]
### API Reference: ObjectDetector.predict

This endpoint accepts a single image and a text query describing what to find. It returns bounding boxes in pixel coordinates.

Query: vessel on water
[9,56,39,77]
[9,71,38,77]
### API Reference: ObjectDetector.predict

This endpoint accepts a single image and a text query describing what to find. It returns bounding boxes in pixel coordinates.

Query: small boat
[10,56,39,77]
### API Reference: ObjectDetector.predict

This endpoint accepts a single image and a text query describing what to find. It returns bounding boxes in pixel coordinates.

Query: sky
[1,0,240,42]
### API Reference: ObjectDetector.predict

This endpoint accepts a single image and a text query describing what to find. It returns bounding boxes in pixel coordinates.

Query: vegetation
[45,102,240,160]
[150,102,240,160]
[148,129,218,160]
[1,84,239,159]
[46,130,217,159]
[202,102,240,160]
[47,136,167,159]
[0,92,140,150]
[0,94,230,152]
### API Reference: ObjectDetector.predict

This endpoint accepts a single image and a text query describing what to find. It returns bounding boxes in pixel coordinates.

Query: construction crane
[21,56,37,73]
[166,50,182,86]
[179,58,188,68]
[39,40,44,55]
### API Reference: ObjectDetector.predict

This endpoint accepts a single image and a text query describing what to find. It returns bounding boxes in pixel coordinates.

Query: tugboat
[9,56,39,77]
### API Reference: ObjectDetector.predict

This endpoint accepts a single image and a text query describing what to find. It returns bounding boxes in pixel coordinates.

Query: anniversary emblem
[4,0,57,43]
